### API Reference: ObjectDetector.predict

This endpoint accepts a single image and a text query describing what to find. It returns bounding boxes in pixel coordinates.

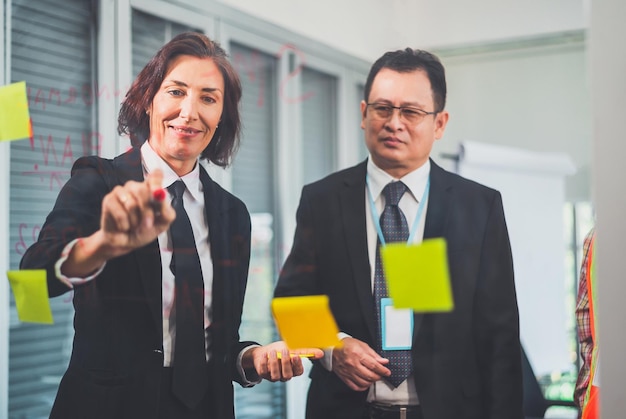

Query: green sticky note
[7,270,54,324]
[381,238,454,312]
[0,81,32,142]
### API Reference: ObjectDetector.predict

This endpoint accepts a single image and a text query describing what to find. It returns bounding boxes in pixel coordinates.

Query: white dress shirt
[364,157,429,405]
[141,141,214,366]
[319,157,430,406]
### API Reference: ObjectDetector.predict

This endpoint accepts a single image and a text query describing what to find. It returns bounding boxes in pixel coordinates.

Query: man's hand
[243,341,324,382]
[332,337,390,391]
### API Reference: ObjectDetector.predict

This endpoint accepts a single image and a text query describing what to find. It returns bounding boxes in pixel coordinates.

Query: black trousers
[158,365,215,419]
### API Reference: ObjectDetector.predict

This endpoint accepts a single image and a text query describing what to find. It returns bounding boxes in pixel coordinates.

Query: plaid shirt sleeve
[574,228,595,409]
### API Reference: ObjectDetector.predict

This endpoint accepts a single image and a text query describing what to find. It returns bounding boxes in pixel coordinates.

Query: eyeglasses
[366,102,437,124]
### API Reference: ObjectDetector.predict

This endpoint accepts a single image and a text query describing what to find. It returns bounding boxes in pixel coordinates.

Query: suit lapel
[413,159,453,344]
[423,159,452,240]
[338,160,454,345]
[199,167,227,325]
[340,161,378,342]
[111,147,144,184]
[113,147,163,336]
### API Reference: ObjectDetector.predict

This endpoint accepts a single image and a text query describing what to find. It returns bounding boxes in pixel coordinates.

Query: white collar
[140,141,203,202]
[366,157,430,203]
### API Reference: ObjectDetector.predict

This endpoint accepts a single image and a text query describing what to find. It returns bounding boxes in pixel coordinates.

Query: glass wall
[301,66,337,185]
[8,0,97,416]
[2,1,369,418]
[131,9,201,78]
[229,42,284,419]
[3,3,592,418]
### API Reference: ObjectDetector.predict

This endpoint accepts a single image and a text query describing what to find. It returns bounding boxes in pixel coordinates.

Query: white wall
[457,143,575,377]
[216,0,586,61]
[591,0,626,416]
[435,37,591,201]
[215,0,393,62]
[409,0,587,49]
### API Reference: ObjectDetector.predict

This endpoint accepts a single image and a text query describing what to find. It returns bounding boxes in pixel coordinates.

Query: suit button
[153,349,163,354]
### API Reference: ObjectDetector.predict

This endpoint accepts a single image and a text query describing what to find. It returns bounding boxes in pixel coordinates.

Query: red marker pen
[151,188,166,215]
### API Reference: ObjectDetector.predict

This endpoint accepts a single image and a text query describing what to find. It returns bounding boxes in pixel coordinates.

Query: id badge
[380,297,413,350]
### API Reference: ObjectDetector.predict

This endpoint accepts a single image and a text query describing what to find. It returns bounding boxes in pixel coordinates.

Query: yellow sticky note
[381,238,454,312]
[7,270,54,324]
[0,81,32,142]
[272,295,341,349]
[274,352,317,360]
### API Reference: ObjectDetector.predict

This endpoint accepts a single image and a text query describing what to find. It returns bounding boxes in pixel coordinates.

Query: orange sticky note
[7,270,54,324]
[271,295,341,349]
[0,81,31,142]
[381,238,454,312]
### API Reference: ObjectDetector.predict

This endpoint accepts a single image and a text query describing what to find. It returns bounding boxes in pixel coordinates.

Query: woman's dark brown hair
[118,32,242,167]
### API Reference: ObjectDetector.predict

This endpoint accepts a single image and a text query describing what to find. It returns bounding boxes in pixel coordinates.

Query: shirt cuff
[237,345,262,387]
[319,332,351,371]
[54,239,106,288]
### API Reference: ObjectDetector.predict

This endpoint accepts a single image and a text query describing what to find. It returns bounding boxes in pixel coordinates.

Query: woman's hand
[243,341,324,382]
[98,169,175,256]
[59,170,176,278]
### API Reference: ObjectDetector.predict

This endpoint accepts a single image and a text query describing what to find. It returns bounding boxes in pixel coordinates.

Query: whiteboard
[456,140,575,377]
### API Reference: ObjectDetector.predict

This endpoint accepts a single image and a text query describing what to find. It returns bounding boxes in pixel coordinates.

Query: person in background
[20,32,321,419]
[575,227,599,419]
[274,47,523,419]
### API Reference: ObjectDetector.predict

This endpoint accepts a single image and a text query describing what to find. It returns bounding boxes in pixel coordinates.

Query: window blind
[132,9,200,79]
[229,42,284,419]
[230,43,276,214]
[356,84,368,160]
[301,66,337,184]
[8,0,96,417]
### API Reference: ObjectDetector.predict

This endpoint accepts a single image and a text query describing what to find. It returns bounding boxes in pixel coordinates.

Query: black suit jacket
[274,159,523,419]
[21,147,255,419]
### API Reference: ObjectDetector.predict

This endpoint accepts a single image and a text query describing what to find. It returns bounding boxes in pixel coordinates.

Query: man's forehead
[370,69,433,104]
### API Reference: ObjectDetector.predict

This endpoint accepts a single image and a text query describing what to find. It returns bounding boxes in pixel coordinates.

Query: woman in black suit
[21,32,321,419]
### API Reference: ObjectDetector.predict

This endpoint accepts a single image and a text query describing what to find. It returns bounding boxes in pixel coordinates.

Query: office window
[230,43,276,214]
[131,9,201,79]
[8,0,97,416]
[301,67,337,184]
[229,42,283,419]
[356,84,368,161]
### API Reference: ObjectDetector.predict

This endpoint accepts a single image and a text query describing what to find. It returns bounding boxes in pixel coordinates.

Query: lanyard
[366,176,430,246]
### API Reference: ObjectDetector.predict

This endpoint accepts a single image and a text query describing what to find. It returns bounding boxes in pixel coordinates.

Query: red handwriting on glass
[276,43,315,104]
[15,223,41,255]
[28,84,128,111]
[62,289,74,304]
[232,44,316,107]
[232,49,266,108]
[22,131,102,190]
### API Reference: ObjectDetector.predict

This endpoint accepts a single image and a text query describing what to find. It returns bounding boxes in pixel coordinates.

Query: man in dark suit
[274,48,523,419]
